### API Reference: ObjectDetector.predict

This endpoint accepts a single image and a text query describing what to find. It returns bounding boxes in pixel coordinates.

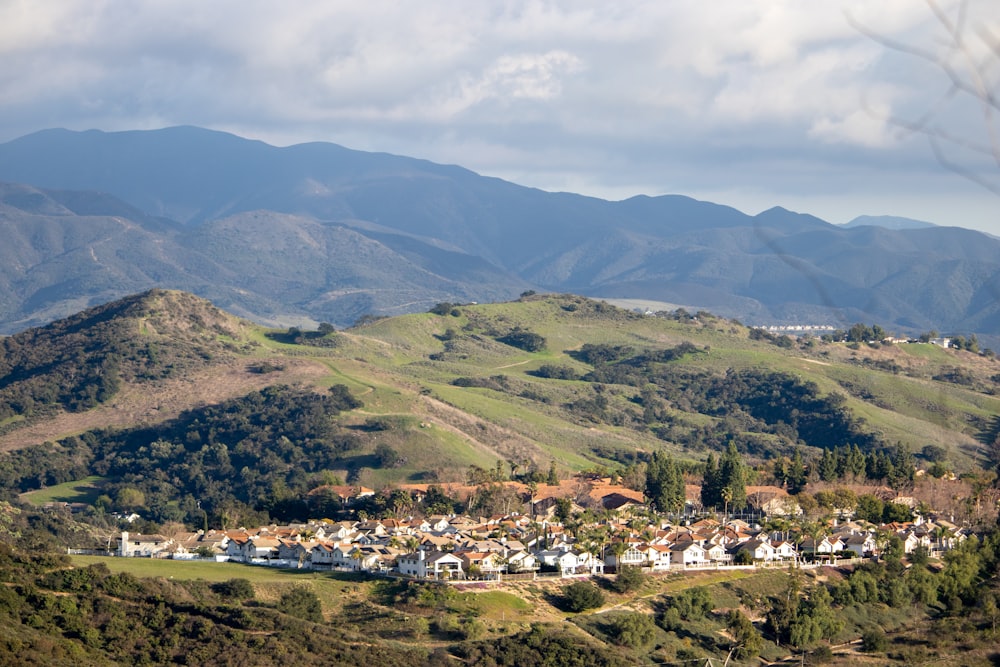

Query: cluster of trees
[267,322,339,347]
[701,442,749,511]
[549,343,881,455]
[811,444,915,489]
[0,385,364,526]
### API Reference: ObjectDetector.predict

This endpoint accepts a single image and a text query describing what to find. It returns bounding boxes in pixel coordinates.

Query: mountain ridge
[1,127,999,339]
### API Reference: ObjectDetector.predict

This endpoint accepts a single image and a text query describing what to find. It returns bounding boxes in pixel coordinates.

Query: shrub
[563,581,605,612]
[212,578,255,600]
[861,627,887,653]
[277,586,323,623]
[607,612,656,647]
[610,565,645,594]
[497,330,546,352]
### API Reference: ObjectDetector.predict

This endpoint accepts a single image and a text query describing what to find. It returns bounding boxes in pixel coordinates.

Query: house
[119,531,171,558]
[771,540,798,561]
[730,539,776,562]
[310,542,338,567]
[277,540,318,565]
[603,543,646,571]
[640,544,673,571]
[349,545,399,572]
[507,550,539,573]
[842,534,876,558]
[397,550,465,579]
[241,536,281,561]
[670,542,709,567]
[571,549,605,575]
[456,550,507,577]
[800,536,843,560]
[706,543,730,563]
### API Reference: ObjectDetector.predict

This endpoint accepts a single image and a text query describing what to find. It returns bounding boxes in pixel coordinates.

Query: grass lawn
[21,476,106,506]
[71,555,363,585]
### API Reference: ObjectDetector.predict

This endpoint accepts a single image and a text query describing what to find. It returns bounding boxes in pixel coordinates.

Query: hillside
[0,289,333,446]
[0,291,997,515]
[1,127,1000,338]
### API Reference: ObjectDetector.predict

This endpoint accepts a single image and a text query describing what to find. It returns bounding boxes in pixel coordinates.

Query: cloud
[1,0,999,234]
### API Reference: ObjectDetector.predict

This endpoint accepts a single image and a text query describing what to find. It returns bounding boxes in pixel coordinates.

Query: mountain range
[0,126,998,338]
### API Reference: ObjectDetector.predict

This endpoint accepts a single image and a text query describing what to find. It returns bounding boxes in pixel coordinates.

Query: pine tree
[818,448,837,482]
[718,442,747,510]
[701,453,721,509]
[787,448,807,493]
[646,451,685,512]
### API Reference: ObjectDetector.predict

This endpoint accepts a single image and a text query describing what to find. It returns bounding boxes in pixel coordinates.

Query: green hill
[0,290,996,518]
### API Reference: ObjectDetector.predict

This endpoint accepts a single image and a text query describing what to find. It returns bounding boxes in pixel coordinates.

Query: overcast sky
[2,1,1000,233]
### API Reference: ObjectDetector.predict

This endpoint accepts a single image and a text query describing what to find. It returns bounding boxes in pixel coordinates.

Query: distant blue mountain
[0,127,998,337]
[843,215,937,231]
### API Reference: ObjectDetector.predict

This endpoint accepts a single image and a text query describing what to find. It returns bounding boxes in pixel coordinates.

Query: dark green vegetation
[3,128,1000,337]
[0,289,250,426]
[0,385,362,527]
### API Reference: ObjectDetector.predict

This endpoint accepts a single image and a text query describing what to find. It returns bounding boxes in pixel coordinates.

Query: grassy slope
[4,292,999,480]
[301,295,997,477]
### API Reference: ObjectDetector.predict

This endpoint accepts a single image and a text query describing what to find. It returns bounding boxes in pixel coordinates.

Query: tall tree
[646,451,685,513]
[701,453,722,509]
[718,442,747,510]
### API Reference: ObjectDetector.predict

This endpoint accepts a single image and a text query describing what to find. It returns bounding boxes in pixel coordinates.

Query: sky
[2,1,1000,234]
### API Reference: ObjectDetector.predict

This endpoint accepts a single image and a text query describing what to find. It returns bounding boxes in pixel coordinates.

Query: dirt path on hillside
[0,357,331,451]
[418,395,541,465]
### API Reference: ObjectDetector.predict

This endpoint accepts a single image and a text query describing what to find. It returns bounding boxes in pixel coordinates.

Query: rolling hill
[1,127,999,338]
[1,290,996,499]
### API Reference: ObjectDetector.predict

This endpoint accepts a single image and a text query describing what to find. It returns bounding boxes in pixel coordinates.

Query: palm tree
[610,540,628,570]
[721,486,734,520]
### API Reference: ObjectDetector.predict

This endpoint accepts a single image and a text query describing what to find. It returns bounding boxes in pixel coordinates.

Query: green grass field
[21,476,106,506]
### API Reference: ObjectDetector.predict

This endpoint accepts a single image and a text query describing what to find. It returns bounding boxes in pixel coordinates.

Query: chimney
[120,531,129,557]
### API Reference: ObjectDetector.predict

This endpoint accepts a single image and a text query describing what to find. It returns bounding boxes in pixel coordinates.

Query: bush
[610,565,645,594]
[277,586,323,623]
[212,578,255,600]
[563,581,605,612]
[607,612,656,647]
[861,627,887,653]
[497,330,546,352]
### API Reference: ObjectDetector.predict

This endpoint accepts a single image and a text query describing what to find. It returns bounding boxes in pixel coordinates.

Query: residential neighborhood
[102,477,972,582]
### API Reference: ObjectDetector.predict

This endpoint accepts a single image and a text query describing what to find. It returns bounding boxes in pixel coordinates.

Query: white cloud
[1,0,999,233]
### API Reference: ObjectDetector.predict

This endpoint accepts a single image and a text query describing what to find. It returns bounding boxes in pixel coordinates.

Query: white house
[397,550,465,579]
[118,531,171,557]
[670,542,709,567]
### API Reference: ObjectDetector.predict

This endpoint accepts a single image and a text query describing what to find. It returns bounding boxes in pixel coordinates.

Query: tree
[860,627,887,653]
[701,453,722,509]
[563,581,605,612]
[547,461,559,485]
[787,448,808,494]
[116,487,145,511]
[645,451,685,512]
[607,612,656,648]
[718,442,747,510]
[611,565,646,594]
[818,448,838,482]
[726,609,764,661]
[374,443,402,468]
